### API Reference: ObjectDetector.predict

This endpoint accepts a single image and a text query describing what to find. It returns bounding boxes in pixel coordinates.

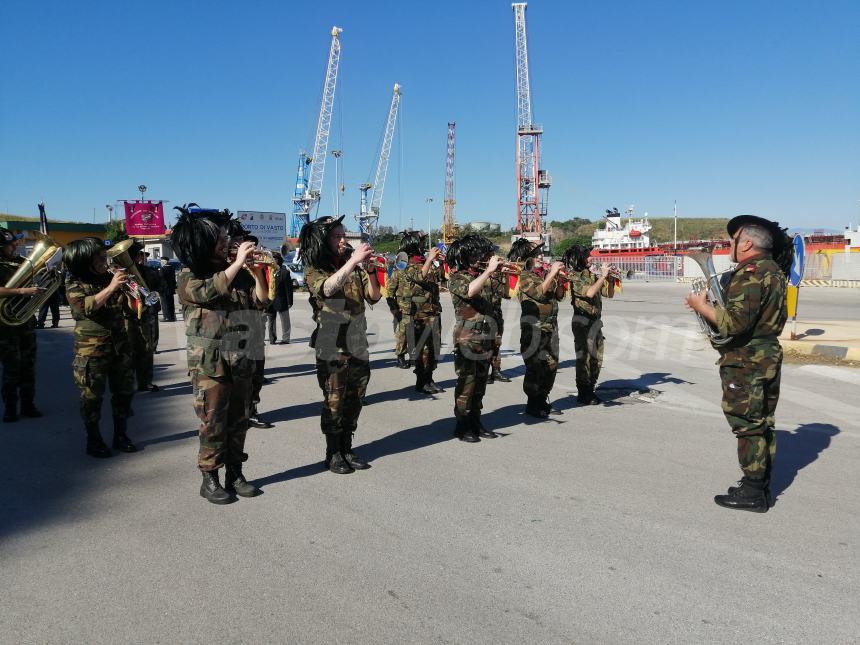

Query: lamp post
[138,184,147,202]
[105,204,113,223]
[425,197,434,250]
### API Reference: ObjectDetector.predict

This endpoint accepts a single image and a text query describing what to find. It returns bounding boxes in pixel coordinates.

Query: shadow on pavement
[772,423,840,503]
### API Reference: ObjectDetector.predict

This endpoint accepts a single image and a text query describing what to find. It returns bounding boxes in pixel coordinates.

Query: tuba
[0,232,64,326]
[106,239,159,307]
[688,250,733,347]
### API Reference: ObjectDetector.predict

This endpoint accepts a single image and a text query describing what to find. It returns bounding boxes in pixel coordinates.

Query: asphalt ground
[2,282,858,644]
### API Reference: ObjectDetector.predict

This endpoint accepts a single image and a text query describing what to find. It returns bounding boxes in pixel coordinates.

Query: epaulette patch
[745,265,756,272]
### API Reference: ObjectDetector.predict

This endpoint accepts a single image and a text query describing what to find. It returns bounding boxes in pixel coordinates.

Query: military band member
[300,216,381,474]
[685,215,790,513]
[386,256,410,369]
[448,234,501,442]
[64,238,136,457]
[563,245,614,405]
[485,265,511,384]
[172,205,269,504]
[0,227,43,422]
[126,241,162,392]
[397,231,444,394]
[509,238,565,419]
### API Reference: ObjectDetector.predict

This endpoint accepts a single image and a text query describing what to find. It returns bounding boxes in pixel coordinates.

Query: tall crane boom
[291,26,343,237]
[441,122,457,244]
[512,3,550,237]
[357,83,401,238]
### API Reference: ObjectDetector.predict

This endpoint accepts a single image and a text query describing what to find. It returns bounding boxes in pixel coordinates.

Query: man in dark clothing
[267,253,294,344]
[36,288,61,328]
[159,257,177,321]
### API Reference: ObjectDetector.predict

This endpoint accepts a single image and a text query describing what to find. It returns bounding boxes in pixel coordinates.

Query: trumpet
[589,263,624,282]
[228,246,278,268]
[477,259,523,275]
[108,267,159,307]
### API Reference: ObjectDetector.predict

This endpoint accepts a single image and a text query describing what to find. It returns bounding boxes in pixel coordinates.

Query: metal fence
[608,255,684,281]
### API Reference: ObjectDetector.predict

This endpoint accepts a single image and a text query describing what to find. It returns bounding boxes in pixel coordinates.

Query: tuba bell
[0,232,64,326]
[688,250,733,347]
[106,239,159,307]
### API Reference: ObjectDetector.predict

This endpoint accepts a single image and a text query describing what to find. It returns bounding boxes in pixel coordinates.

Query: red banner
[124,201,165,236]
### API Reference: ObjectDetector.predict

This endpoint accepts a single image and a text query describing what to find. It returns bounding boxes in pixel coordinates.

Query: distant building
[468,221,502,234]
[0,214,108,250]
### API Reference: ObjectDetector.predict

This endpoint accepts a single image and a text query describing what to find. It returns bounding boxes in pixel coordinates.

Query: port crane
[512,3,550,238]
[441,122,458,244]
[290,26,343,237]
[357,83,401,239]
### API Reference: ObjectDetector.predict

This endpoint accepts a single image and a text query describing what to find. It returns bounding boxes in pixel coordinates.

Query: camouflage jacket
[177,268,265,378]
[66,275,132,357]
[483,271,510,320]
[306,265,381,361]
[449,269,495,349]
[386,268,403,315]
[569,269,602,320]
[397,259,442,321]
[516,269,560,331]
[715,254,787,360]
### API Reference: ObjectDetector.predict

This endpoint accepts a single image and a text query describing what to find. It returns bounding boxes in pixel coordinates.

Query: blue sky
[1,0,858,235]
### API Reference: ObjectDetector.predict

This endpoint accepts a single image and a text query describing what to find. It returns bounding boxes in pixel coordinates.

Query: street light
[138,184,147,201]
[105,204,114,223]
[425,197,434,250]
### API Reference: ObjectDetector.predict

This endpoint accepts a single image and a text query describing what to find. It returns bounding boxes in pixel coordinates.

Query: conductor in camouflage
[686,215,791,513]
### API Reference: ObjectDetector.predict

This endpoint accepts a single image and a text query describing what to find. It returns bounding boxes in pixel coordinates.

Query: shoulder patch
[745,265,756,272]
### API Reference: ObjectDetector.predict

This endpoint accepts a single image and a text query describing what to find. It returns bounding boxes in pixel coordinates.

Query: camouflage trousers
[490,313,504,372]
[316,355,370,436]
[407,315,441,380]
[453,343,492,420]
[191,364,252,471]
[393,314,408,357]
[72,349,135,427]
[128,314,159,389]
[520,324,559,401]
[572,317,604,392]
[0,323,37,407]
[719,346,782,480]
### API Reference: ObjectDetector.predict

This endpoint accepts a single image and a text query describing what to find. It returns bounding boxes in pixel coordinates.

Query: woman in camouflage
[64,237,138,458]
[172,206,270,504]
[299,216,381,474]
[447,234,502,442]
[508,238,566,418]
[562,245,614,405]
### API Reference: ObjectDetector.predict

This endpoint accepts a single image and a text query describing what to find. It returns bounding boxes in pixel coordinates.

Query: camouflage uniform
[0,258,38,413]
[178,268,264,471]
[126,263,161,389]
[66,276,136,428]
[569,269,605,394]
[306,265,380,438]
[386,267,407,358]
[516,268,561,402]
[714,255,787,482]
[449,269,495,421]
[399,258,442,385]
[485,271,510,374]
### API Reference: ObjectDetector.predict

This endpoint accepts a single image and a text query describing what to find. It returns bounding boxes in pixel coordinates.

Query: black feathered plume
[399,230,427,256]
[507,237,543,263]
[171,204,231,277]
[450,233,492,271]
[562,244,591,271]
[298,217,344,272]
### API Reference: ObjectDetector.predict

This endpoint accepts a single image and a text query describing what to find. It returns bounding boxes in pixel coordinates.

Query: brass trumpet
[228,245,278,268]
[477,259,523,275]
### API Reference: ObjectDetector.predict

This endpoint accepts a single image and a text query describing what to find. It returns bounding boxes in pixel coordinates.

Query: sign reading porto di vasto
[236,211,287,251]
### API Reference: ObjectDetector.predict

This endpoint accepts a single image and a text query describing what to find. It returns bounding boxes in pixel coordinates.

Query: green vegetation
[104,219,127,244]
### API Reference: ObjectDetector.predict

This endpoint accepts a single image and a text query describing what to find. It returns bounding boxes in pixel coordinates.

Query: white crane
[358,83,401,238]
[291,26,343,237]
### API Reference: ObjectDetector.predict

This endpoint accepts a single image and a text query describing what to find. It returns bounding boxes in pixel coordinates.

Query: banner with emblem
[124,201,166,236]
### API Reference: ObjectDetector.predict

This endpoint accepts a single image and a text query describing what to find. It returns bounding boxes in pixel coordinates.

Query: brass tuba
[0,232,64,326]
[688,250,733,347]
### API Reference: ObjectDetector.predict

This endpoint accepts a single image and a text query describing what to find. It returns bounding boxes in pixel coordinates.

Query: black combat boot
[491,369,511,383]
[19,401,43,418]
[525,396,549,419]
[471,411,497,439]
[427,380,445,394]
[248,405,274,429]
[714,477,769,513]
[200,470,234,504]
[326,433,354,474]
[225,464,261,497]
[396,355,409,369]
[415,373,436,395]
[3,398,18,423]
[341,432,370,470]
[542,399,563,415]
[455,416,480,443]
[85,423,111,459]
[112,417,138,453]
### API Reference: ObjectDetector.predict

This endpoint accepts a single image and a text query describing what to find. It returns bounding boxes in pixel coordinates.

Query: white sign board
[236,211,287,251]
